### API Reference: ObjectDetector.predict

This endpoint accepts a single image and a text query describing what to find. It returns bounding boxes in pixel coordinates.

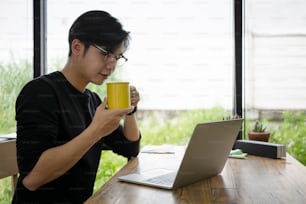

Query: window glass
[245,0,306,118]
[47,0,234,111]
[245,0,306,165]
[0,1,32,133]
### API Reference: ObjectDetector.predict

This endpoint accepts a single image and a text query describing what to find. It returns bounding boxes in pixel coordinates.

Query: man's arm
[21,99,132,191]
[123,114,140,141]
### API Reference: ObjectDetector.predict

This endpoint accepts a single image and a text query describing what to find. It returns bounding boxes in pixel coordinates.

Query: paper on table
[141,145,179,154]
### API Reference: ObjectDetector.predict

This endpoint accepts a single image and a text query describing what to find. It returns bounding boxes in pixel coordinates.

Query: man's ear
[71,39,83,56]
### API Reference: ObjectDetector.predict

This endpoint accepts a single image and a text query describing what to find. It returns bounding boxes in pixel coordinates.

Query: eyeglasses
[92,44,128,67]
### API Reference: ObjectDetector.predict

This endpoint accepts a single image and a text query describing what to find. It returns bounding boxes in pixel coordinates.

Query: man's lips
[100,73,109,79]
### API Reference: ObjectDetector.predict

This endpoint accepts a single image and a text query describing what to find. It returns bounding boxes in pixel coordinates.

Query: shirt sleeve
[15,78,59,178]
[103,125,141,158]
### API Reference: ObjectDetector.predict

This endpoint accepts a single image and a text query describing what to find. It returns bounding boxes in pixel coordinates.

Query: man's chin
[91,79,105,86]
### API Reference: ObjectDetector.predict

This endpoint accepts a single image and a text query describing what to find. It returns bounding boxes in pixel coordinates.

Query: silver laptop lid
[172,119,243,189]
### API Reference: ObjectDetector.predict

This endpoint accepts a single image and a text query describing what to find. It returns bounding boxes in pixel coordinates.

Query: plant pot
[248,132,270,142]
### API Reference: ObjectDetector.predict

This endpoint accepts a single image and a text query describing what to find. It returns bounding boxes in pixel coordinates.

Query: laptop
[118,119,243,189]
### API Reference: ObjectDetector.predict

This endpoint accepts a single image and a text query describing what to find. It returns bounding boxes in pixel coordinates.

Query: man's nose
[106,63,115,70]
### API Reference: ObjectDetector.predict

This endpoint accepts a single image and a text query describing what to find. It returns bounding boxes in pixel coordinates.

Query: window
[47,0,235,111]
[245,0,306,118]
[0,1,32,133]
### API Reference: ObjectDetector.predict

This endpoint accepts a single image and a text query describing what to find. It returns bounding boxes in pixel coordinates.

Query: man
[13,10,141,203]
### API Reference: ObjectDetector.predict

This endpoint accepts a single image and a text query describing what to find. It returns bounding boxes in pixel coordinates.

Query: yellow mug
[107,82,131,109]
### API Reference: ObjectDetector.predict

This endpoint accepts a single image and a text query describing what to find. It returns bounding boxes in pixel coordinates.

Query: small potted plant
[248,120,270,142]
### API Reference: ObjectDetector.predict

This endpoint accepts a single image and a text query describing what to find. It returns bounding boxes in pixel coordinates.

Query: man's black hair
[68,10,130,56]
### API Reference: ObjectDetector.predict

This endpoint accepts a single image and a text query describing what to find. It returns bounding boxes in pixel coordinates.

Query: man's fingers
[101,97,108,109]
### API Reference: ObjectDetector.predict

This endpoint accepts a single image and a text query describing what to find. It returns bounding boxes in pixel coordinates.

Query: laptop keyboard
[145,172,176,185]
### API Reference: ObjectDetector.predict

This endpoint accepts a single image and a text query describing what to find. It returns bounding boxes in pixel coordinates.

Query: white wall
[246,35,306,110]
[245,0,306,111]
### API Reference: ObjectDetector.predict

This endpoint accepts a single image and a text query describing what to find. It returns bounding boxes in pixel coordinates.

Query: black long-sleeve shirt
[13,71,140,204]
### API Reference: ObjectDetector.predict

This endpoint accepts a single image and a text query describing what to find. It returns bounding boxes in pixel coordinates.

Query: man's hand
[90,97,133,138]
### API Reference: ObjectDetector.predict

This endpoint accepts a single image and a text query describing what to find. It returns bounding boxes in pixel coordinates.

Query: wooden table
[85,146,306,204]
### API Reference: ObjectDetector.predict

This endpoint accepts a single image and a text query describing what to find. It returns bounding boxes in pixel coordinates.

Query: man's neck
[61,62,88,93]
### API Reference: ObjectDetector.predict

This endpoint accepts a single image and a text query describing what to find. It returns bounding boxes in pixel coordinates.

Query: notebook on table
[118,119,244,190]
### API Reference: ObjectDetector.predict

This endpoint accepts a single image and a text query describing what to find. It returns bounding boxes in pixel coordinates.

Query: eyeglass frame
[92,44,128,65]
